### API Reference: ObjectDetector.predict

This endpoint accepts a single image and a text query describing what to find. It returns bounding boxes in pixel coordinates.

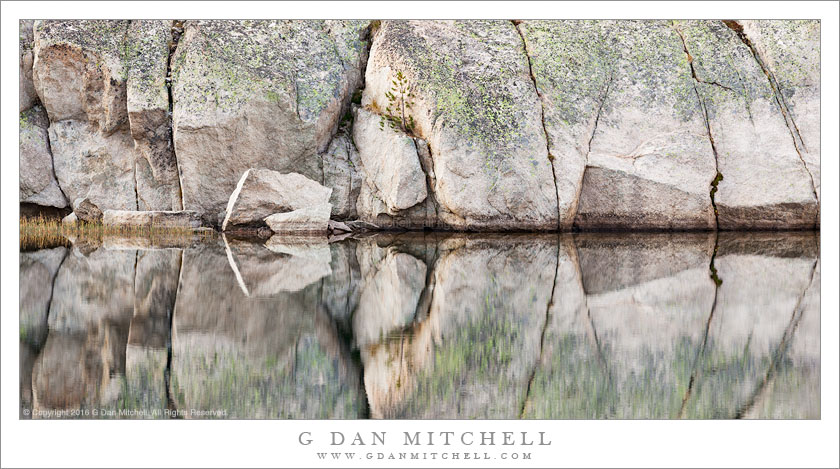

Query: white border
[2,2,838,468]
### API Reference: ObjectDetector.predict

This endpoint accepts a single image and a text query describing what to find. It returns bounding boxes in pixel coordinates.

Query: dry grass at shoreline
[20,216,213,250]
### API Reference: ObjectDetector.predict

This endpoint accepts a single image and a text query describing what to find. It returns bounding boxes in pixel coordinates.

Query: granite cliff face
[20,20,820,231]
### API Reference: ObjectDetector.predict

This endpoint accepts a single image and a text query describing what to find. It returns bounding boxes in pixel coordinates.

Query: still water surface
[20,231,820,419]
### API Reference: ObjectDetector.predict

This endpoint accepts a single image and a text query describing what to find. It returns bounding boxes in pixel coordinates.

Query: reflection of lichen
[397,282,526,418]
[526,328,814,419]
[526,336,699,419]
[171,336,363,419]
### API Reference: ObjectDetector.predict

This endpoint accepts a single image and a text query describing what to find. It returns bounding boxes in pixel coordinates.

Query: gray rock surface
[222,169,332,230]
[32,20,180,213]
[322,133,363,219]
[353,107,427,215]
[22,20,821,231]
[739,21,820,208]
[102,209,203,228]
[19,106,67,208]
[567,21,717,230]
[126,20,183,211]
[362,20,558,230]
[20,20,38,112]
[264,204,332,234]
[72,197,102,222]
[677,20,818,230]
[171,20,370,222]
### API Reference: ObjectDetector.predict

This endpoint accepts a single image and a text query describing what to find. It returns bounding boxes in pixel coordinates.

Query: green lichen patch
[373,20,541,172]
[517,20,616,128]
[126,20,171,111]
[35,20,132,81]
[173,20,364,120]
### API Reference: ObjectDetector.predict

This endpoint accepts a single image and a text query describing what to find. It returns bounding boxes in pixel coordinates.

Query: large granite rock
[353,107,428,215]
[23,20,820,231]
[739,21,820,208]
[677,20,818,230]
[563,21,717,230]
[362,20,558,230]
[222,169,332,231]
[127,20,183,211]
[171,20,370,223]
[516,20,616,229]
[32,20,181,213]
[264,204,332,234]
[19,106,67,208]
[20,20,38,112]
[322,133,363,219]
[47,119,138,211]
[72,197,102,222]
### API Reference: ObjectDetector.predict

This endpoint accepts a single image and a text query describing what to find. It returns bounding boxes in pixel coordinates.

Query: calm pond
[20,231,820,419]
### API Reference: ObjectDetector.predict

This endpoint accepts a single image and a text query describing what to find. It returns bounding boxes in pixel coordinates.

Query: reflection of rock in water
[558,233,716,418]
[358,235,556,419]
[31,245,182,418]
[524,231,819,419]
[225,235,332,296]
[20,231,821,419]
[687,232,819,419]
[320,241,361,333]
[575,232,716,294]
[20,247,67,349]
[33,247,135,414]
[170,239,365,418]
[124,249,182,415]
[353,243,427,347]
[20,247,67,417]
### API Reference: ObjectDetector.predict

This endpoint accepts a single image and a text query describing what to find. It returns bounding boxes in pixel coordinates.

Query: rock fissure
[722,20,819,208]
[677,232,721,418]
[571,74,613,229]
[412,138,440,226]
[512,21,561,229]
[676,27,722,230]
[43,115,70,206]
[734,258,816,419]
[167,21,185,210]
[164,249,186,416]
[519,235,561,418]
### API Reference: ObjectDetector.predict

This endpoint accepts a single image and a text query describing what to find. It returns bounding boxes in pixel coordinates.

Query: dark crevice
[167,20,185,210]
[571,74,613,231]
[675,26,722,231]
[163,249,185,417]
[512,21,561,229]
[734,258,817,419]
[519,235,561,418]
[722,20,818,210]
[34,96,71,207]
[412,138,440,228]
[677,232,721,418]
